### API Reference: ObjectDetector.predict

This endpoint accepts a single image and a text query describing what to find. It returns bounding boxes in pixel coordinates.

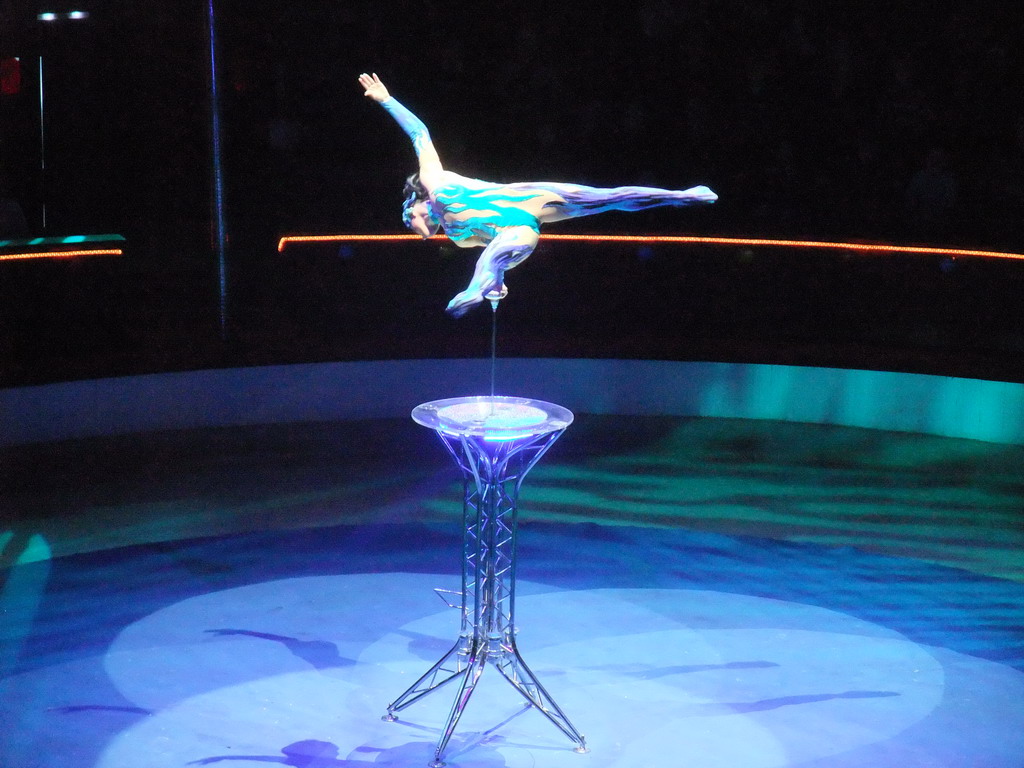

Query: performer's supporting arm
[446,226,540,317]
[358,73,442,185]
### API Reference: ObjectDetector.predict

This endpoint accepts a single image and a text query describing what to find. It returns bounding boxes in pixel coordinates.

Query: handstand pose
[358,73,718,317]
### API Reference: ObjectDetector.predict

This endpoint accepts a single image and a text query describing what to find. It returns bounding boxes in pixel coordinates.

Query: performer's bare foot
[681,185,718,203]
[446,289,484,317]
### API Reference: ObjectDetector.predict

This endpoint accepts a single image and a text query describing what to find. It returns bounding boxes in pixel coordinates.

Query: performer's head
[402,173,440,238]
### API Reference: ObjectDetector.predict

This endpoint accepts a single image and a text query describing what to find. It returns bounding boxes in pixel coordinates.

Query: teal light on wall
[0,532,52,678]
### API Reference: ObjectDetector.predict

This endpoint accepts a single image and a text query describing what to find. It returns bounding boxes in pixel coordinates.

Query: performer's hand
[358,72,390,103]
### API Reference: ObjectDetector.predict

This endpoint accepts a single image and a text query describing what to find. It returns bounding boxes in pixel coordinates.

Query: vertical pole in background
[206,0,228,339]
[37,56,46,231]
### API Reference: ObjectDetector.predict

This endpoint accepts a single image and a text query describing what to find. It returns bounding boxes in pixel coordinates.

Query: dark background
[1,0,1023,386]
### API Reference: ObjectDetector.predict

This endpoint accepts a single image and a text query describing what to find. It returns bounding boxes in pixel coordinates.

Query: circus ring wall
[3,358,1024,447]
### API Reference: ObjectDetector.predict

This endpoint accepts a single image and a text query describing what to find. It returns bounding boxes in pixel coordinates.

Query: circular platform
[412,396,573,440]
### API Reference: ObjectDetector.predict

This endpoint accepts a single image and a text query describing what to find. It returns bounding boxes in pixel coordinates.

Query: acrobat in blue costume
[358,73,718,317]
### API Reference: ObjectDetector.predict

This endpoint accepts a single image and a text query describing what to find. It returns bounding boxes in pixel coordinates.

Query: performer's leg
[533,182,717,223]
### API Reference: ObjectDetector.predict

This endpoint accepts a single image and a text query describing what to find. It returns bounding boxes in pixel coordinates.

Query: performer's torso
[430,172,559,246]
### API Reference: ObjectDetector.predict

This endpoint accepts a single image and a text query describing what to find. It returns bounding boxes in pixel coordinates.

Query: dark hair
[401,173,438,229]
[403,173,429,201]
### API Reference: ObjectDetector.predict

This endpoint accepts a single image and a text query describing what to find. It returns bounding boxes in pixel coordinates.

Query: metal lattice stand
[383,396,588,767]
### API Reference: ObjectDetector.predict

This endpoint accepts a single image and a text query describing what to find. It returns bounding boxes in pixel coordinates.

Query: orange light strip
[0,248,124,262]
[277,233,1024,261]
[278,234,446,251]
[542,235,1024,260]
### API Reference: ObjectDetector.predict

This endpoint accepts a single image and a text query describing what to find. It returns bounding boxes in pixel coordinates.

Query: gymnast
[358,72,718,317]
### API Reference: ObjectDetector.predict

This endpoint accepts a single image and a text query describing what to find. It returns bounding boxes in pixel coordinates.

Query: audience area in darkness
[0,2,1022,386]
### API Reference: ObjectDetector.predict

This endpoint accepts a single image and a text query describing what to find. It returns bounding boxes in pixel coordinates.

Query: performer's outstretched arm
[446,226,539,317]
[358,73,442,185]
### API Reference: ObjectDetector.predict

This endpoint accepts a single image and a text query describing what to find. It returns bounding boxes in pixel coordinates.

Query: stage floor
[2,415,1024,767]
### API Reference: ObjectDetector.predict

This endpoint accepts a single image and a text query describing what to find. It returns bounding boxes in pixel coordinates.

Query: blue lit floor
[2,416,1023,767]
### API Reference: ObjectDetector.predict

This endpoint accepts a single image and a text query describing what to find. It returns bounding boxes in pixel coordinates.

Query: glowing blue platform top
[411,395,573,441]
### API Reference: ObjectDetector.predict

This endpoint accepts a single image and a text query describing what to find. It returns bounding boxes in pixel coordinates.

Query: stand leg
[494,639,589,753]
[431,643,489,767]
[383,639,468,719]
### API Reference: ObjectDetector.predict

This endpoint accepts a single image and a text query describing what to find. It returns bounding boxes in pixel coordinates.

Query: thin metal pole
[490,304,498,398]
[206,0,228,338]
[38,56,46,230]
